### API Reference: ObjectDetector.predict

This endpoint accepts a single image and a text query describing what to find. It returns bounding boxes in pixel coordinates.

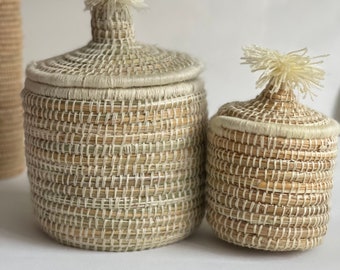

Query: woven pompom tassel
[242,45,327,98]
[206,46,340,251]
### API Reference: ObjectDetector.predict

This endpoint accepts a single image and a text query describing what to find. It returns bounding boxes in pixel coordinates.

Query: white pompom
[242,45,327,98]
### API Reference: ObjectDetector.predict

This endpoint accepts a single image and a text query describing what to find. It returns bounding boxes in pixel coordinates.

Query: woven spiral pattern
[206,87,339,251]
[22,79,207,251]
[0,0,25,179]
[26,2,203,89]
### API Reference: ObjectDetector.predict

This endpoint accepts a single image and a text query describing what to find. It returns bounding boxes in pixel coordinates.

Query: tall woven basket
[206,46,340,251]
[0,0,25,179]
[22,0,207,251]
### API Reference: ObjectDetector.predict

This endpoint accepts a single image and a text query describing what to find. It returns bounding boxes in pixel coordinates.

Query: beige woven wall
[22,0,340,120]
[0,0,25,179]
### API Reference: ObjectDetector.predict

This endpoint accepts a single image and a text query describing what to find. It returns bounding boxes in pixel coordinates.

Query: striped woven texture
[0,0,25,179]
[207,86,339,251]
[22,0,207,251]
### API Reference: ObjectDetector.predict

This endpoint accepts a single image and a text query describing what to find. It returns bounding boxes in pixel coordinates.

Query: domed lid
[211,45,340,139]
[26,0,203,89]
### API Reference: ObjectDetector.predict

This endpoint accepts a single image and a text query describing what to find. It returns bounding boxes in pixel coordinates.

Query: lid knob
[85,0,147,44]
[242,45,327,100]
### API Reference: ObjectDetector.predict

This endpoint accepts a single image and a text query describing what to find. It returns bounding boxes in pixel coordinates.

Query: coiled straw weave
[22,0,207,251]
[206,46,340,251]
[0,0,25,179]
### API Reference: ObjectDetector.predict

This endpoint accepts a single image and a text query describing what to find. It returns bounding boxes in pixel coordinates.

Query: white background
[1,0,340,269]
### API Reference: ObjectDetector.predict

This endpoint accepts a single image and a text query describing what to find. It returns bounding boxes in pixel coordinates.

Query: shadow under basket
[22,0,208,251]
[206,86,340,251]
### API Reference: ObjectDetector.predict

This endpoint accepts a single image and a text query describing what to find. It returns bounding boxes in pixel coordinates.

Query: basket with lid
[22,0,208,251]
[206,46,340,251]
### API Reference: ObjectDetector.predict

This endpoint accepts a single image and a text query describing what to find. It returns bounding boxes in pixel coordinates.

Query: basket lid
[26,0,203,89]
[212,46,340,139]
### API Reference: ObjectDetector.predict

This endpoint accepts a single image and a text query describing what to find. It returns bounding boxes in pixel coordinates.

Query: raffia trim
[26,61,203,89]
[210,115,340,139]
[24,78,204,100]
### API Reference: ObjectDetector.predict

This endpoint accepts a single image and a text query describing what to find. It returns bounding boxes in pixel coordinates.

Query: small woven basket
[22,0,207,251]
[206,46,340,251]
[0,0,25,179]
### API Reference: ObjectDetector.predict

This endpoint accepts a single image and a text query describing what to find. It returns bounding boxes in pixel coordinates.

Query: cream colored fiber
[22,0,207,251]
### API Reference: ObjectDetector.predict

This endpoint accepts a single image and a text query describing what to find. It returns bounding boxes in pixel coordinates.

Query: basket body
[0,0,25,179]
[22,79,207,251]
[206,88,339,251]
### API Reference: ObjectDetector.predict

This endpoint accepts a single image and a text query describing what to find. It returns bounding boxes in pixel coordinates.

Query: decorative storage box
[206,46,340,251]
[22,0,207,251]
[0,0,25,179]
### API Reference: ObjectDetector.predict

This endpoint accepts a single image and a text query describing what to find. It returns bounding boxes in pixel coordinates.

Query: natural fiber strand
[0,0,25,179]
[242,45,327,98]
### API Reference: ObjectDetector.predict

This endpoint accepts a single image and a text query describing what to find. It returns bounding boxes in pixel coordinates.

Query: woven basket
[0,0,25,179]
[22,0,207,251]
[206,46,340,251]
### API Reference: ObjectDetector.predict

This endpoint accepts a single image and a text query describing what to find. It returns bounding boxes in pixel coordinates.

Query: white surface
[1,0,340,269]
[0,167,340,270]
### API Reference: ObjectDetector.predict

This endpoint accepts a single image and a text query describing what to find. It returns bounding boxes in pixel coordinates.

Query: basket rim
[210,115,340,139]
